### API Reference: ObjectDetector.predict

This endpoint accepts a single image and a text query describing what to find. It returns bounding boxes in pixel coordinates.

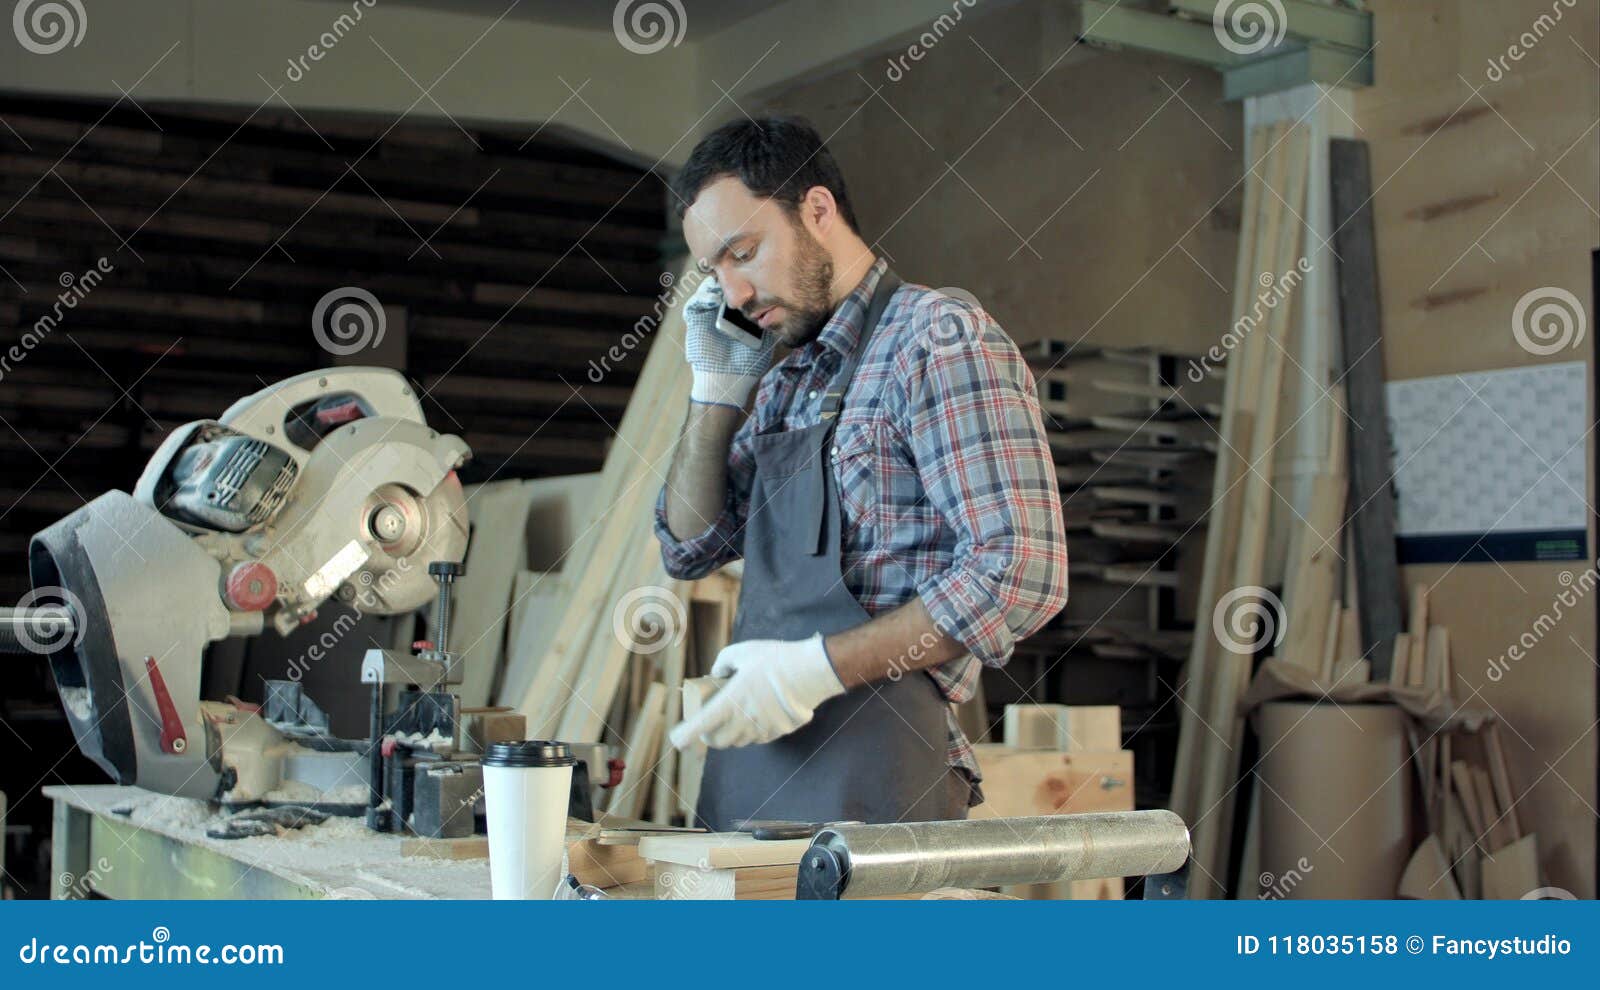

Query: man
[655,116,1067,831]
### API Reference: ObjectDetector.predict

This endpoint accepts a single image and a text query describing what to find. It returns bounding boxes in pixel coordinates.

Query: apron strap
[819,268,902,422]
[809,268,901,554]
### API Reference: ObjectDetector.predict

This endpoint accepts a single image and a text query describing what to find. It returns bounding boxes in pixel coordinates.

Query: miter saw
[6,367,471,809]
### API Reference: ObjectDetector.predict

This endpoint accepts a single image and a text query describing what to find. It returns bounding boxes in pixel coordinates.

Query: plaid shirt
[654,258,1068,788]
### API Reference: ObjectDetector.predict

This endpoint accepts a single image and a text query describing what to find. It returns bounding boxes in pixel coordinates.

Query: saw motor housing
[30,367,470,801]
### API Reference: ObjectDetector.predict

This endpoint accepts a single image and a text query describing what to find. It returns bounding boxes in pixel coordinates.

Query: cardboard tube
[1256,702,1413,898]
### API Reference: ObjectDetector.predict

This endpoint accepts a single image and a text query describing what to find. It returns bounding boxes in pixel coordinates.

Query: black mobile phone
[716,301,765,350]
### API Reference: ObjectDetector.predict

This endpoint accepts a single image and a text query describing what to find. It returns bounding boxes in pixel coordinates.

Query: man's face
[681,176,835,348]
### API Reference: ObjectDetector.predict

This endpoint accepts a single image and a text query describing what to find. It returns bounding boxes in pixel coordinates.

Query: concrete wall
[1,0,1034,169]
[731,1,1242,355]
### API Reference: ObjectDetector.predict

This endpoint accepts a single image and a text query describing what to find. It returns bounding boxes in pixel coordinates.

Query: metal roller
[795,810,1190,899]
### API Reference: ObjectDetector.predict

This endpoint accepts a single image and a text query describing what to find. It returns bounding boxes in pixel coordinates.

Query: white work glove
[668,633,846,749]
[682,276,776,408]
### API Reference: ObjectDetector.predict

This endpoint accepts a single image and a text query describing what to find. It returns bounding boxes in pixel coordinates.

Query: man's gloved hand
[668,633,846,749]
[683,276,776,409]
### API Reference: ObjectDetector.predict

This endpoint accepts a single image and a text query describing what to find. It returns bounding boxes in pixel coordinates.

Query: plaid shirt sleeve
[895,295,1069,665]
[653,405,757,580]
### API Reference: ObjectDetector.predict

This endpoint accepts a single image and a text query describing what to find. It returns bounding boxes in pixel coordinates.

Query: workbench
[44,784,654,900]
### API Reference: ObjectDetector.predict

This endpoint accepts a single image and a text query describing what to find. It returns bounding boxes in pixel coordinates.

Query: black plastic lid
[482,740,575,768]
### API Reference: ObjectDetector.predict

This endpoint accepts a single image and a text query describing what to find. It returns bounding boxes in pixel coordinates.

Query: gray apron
[695,269,969,832]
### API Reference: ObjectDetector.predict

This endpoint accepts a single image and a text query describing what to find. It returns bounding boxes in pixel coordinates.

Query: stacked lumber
[1169,121,1311,897]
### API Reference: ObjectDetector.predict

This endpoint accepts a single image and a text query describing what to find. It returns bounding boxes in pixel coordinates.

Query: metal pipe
[0,607,77,654]
[802,810,1190,899]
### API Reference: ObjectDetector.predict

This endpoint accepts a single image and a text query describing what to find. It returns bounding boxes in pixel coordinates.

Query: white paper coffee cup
[482,740,575,900]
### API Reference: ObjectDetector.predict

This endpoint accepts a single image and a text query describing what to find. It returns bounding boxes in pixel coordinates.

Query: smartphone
[716,301,766,350]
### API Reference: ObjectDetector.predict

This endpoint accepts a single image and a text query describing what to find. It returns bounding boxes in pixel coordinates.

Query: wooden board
[1330,137,1404,677]
[607,682,666,820]
[1001,704,1121,751]
[636,832,811,870]
[969,746,1134,819]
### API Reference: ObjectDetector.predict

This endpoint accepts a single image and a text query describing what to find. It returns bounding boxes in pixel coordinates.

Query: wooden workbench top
[44,784,655,900]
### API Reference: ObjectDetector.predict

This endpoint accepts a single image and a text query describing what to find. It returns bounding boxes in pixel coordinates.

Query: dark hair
[671,116,860,233]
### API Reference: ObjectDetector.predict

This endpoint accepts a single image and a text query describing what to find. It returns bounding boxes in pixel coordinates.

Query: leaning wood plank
[556,519,677,741]
[1330,138,1404,678]
[1171,122,1284,822]
[1406,583,1430,689]
[608,682,666,820]
[1424,625,1450,694]
[1280,472,1347,670]
[1388,632,1412,688]
[514,261,692,731]
[677,677,717,821]
[1451,761,1486,841]
[1317,600,1343,681]
[449,480,529,709]
[1484,724,1523,841]
[1473,765,1512,854]
[496,571,568,708]
[1190,123,1309,897]
[651,598,689,825]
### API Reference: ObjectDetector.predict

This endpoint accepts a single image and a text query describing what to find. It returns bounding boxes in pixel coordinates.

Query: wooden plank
[1189,122,1309,898]
[1474,765,1512,854]
[513,270,689,733]
[1171,122,1286,824]
[1279,472,1347,670]
[1388,632,1412,688]
[969,746,1134,819]
[651,603,689,825]
[1330,138,1404,677]
[607,683,666,821]
[1317,600,1343,681]
[1001,705,1120,751]
[1484,724,1523,841]
[677,677,718,822]
[1451,761,1486,842]
[637,832,810,870]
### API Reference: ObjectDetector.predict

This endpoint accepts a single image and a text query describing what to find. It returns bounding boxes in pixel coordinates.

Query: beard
[757,218,835,347]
